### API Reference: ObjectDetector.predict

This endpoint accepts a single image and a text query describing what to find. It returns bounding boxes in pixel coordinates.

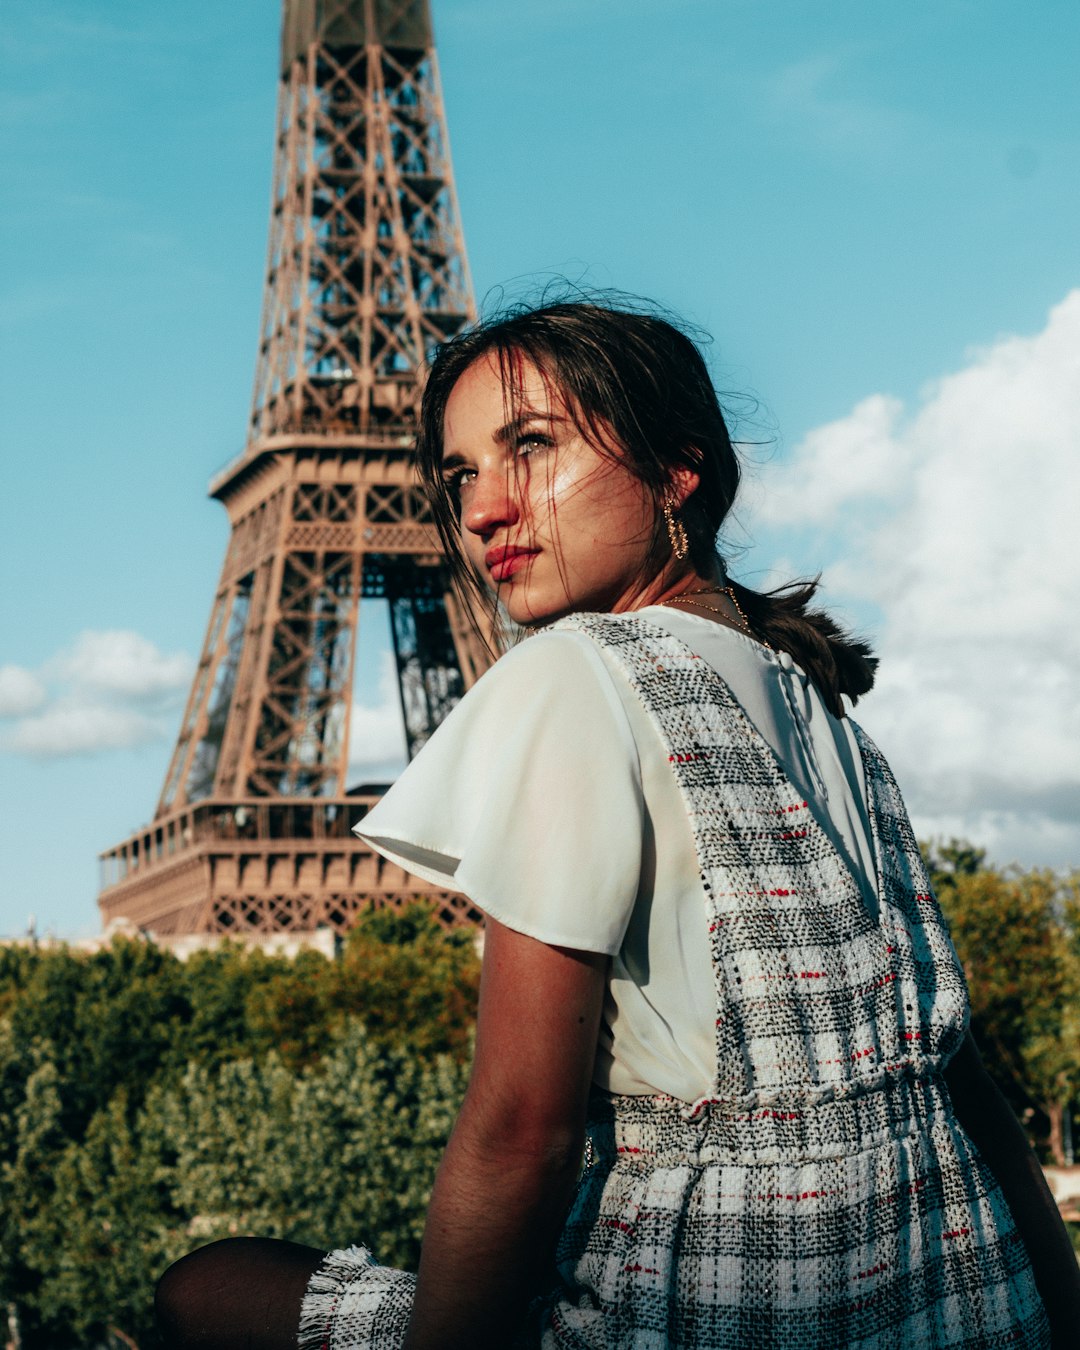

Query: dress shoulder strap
[553,612,969,1112]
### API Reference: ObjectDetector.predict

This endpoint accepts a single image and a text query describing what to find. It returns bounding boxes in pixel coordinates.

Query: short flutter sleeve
[354,629,643,954]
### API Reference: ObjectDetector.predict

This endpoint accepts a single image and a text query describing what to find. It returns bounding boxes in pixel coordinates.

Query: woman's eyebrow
[492,412,567,445]
[440,451,468,472]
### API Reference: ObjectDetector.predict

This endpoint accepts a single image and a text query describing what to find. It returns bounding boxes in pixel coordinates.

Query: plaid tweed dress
[298,612,1050,1349]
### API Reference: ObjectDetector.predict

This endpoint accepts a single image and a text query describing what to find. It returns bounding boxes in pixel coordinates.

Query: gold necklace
[659,585,773,649]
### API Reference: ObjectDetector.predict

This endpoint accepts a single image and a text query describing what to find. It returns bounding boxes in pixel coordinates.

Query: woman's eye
[516,433,554,455]
[441,466,475,508]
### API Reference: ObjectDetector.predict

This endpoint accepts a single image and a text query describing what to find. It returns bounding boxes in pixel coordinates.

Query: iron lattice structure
[99,0,490,938]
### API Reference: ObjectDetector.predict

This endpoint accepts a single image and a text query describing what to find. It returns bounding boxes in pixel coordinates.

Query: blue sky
[2,0,1079,937]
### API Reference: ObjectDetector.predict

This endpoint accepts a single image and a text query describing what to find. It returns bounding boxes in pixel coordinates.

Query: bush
[0,905,478,1348]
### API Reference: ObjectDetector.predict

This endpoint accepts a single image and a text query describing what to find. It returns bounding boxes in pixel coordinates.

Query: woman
[156,300,1079,1349]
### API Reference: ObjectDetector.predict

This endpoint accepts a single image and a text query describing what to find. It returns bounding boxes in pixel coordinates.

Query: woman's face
[441,352,685,625]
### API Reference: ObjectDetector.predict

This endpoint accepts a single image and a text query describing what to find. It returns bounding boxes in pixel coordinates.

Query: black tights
[155,1237,325,1350]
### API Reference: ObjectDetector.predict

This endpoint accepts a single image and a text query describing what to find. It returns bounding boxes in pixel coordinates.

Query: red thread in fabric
[855,971,896,996]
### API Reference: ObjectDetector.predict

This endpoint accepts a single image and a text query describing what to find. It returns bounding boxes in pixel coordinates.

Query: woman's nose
[461,467,520,537]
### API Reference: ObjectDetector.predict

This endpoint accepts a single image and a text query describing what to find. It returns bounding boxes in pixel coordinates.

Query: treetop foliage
[0,903,478,1348]
[923,839,1080,1168]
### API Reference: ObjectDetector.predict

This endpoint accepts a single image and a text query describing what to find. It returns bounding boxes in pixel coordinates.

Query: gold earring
[662,496,689,560]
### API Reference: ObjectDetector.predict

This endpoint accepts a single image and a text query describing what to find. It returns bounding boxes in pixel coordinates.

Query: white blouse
[355,608,876,1102]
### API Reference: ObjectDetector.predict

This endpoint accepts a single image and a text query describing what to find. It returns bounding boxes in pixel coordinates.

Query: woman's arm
[944,1032,1080,1346]
[402,916,608,1350]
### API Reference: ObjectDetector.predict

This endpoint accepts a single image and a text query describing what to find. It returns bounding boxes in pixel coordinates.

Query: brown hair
[415,298,876,717]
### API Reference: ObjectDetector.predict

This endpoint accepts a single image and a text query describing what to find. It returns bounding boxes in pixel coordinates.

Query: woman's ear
[667,464,700,508]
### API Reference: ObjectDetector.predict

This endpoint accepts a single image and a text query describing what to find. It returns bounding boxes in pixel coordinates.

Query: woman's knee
[156,1238,238,1347]
[155,1237,324,1350]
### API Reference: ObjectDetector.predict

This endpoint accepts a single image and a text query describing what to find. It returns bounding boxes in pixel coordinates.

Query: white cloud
[8,702,165,758]
[347,650,408,782]
[752,289,1080,868]
[0,665,47,718]
[755,393,906,527]
[49,629,193,700]
[1,630,193,759]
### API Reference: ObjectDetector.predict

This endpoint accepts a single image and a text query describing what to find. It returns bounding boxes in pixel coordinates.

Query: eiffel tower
[98,0,490,937]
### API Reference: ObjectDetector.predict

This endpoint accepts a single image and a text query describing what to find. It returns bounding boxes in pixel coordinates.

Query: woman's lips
[486,546,539,583]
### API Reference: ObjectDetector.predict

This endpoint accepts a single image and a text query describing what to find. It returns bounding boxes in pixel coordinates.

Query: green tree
[927,842,1080,1164]
[243,947,336,1070]
[0,943,39,1019]
[4,939,189,1138]
[147,1020,469,1266]
[0,912,479,1347]
[14,1090,170,1349]
[330,902,480,1061]
[922,838,988,891]
[0,1037,73,1347]
[168,942,299,1071]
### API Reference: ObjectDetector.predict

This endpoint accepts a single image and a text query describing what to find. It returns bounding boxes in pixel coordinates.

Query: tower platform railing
[99,795,387,892]
[98,794,483,937]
